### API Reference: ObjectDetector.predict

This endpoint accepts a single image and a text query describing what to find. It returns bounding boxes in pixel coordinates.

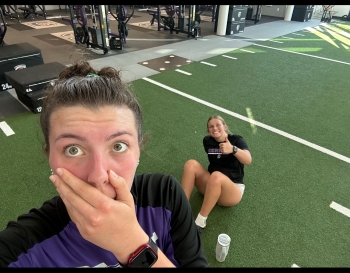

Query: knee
[208,171,224,186]
[183,159,200,172]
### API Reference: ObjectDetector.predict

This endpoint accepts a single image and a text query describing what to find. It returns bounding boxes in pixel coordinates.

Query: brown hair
[207,115,231,134]
[39,60,144,155]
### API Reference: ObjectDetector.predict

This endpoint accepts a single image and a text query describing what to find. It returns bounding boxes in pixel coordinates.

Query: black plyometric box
[4,62,66,94]
[292,6,314,22]
[228,6,248,22]
[0,43,44,91]
[4,62,66,114]
[294,5,314,10]
[226,21,246,35]
[15,89,47,114]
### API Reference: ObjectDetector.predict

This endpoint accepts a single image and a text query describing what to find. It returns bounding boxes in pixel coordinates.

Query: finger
[50,172,92,224]
[55,167,109,210]
[108,170,133,206]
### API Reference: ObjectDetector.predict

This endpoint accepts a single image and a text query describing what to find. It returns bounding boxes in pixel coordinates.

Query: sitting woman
[181,115,252,233]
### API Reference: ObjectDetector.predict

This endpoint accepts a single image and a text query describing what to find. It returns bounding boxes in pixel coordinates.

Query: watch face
[233,146,238,154]
[130,246,157,268]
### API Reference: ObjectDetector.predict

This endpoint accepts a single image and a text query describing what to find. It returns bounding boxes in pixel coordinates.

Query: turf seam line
[142,77,350,164]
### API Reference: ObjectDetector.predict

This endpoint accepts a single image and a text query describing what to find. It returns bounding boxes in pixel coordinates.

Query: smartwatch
[233,146,238,155]
[120,237,158,268]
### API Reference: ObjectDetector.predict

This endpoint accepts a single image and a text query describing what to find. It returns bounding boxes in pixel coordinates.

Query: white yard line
[330,201,350,218]
[142,77,350,164]
[0,121,15,136]
[175,69,192,75]
[253,43,350,65]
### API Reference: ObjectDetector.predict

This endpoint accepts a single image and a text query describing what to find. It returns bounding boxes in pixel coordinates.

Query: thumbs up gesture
[219,136,233,154]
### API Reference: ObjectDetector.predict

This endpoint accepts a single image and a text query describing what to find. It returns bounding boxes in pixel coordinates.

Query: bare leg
[181,159,210,200]
[182,163,243,230]
[199,171,243,217]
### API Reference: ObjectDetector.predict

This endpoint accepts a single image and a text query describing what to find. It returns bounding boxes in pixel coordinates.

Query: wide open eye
[113,142,128,153]
[64,145,84,157]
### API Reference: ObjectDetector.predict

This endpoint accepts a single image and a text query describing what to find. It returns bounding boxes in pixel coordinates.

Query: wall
[332,5,350,17]
[261,5,286,18]
[250,5,350,19]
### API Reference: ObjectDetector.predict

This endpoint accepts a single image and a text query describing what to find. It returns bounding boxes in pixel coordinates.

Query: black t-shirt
[203,134,249,184]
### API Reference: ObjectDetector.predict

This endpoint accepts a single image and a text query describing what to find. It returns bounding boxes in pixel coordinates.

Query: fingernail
[56,168,63,176]
[49,175,56,183]
[109,169,118,178]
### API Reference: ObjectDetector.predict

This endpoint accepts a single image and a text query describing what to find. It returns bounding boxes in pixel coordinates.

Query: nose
[87,153,109,188]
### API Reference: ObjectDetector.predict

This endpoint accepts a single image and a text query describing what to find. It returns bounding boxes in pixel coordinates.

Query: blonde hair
[207,115,231,134]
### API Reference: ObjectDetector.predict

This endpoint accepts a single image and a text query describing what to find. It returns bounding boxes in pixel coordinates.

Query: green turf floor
[1,19,349,267]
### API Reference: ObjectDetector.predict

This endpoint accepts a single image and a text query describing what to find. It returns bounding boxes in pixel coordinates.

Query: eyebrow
[55,133,86,143]
[55,131,133,143]
[106,131,133,141]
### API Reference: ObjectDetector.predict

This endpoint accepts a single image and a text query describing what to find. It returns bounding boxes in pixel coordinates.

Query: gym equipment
[0,6,7,47]
[145,5,180,34]
[320,5,335,23]
[175,5,213,39]
[18,5,47,20]
[292,5,314,22]
[244,5,262,24]
[107,5,134,50]
[1,5,21,23]
[188,5,212,39]
[0,42,44,92]
[62,5,89,45]
[64,5,110,54]
[214,5,249,34]
[5,62,66,113]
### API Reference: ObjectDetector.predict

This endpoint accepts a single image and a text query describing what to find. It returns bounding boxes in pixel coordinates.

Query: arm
[0,196,70,267]
[221,135,252,165]
[232,146,252,165]
[166,175,209,267]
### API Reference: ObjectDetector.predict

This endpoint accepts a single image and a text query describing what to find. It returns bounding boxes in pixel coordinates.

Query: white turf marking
[330,201,350,218]
[281,36,295,39]
[142,77,350,164]
[270,40,283,44]
[253,44,350,66]
[175,69,192,75]
[240,49,255,53]
[291,264,300,268]
[200,61,217,67]
[222,55,237,59]
[291,33,305,36]
[0,121,15,136]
